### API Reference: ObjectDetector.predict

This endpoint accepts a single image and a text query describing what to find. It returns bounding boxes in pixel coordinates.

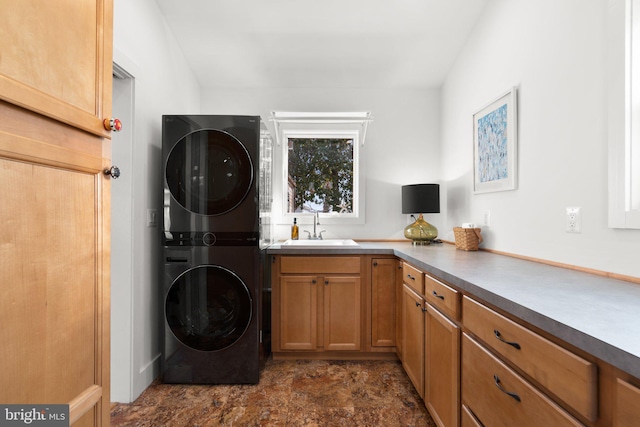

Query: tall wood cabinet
[424,273,461,427]
[402,283,425,398]
[0,1,114,426]
[401,261,426,398]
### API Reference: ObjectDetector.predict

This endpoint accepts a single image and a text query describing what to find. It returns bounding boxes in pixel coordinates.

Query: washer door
[165,265,252,351]
[166,129,254,215]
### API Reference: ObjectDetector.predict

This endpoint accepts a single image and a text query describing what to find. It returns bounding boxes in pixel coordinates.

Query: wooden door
[371,258,396,348]
[426,305,461,427]
[0,0,113,138]
[279,276,318,350]
[402,284,425,398]
[0,1,113,426]
[323,276,361,351]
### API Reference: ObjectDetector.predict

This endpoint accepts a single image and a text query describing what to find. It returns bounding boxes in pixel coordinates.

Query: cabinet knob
[373,262,378,266]
[103,117,123,132]
[103,165,121,179]
[324,280,329,285]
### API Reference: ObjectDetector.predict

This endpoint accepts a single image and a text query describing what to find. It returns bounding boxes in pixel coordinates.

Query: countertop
[267,241,640,379]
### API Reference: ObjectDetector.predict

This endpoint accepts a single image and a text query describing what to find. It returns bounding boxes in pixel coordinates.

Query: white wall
[111,0,201,402]
[441,0,640,278]
[201,87,442,241]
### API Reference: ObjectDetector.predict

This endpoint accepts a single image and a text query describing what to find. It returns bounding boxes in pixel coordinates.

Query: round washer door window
[166,129,254,215]
[165,265,252,351]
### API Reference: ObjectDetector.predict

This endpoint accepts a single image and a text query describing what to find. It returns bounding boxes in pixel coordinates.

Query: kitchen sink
[280,239,359,248]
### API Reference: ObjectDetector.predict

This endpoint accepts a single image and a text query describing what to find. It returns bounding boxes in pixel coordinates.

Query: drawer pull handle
[494,329,521,350]
[407,274,415,281]
[493,375,521,402]
[415,301,421,307]
[432,291,445,300]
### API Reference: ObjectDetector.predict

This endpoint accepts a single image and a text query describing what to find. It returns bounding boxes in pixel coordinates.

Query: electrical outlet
[566,207,581,233]
[482,210,491,227]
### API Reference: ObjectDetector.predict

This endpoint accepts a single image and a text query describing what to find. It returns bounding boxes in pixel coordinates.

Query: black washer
[165,265,252,352]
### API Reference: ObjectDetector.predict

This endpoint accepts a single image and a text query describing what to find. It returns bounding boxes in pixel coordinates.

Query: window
[608,0,640,228]
[272,112,371,225]
[285,133,357,215]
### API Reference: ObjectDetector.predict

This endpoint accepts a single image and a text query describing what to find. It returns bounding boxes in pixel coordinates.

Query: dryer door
[165,129,254,215]
[165,265,252,351]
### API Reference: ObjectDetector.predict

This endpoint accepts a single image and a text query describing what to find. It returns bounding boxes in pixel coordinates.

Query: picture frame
[473,87,518,194]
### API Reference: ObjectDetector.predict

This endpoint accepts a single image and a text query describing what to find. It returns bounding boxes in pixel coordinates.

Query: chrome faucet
[304,211,326,240]
[313,211,319,238]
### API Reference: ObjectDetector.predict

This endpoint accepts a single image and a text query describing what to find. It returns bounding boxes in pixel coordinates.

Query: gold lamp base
[404,214,438,245]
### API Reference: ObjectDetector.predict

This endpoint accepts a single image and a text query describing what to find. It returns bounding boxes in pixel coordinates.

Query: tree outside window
[287,137,354,214]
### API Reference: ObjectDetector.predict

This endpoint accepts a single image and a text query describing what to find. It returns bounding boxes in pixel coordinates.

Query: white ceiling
[154,0,488,89]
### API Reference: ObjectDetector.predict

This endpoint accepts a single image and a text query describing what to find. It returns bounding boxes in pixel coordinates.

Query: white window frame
[608,0,640,228]
[281,129,364,225]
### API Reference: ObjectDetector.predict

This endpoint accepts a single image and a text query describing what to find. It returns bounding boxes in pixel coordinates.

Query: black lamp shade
[402,184,440,214]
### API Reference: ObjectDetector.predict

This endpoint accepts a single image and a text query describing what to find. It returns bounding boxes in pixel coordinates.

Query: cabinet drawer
[461,405,482,427]
[402,262,424,294]
[615,378,640,427]
[462,334,584,427]
[424,273,460,320]
[463,296,597,421]
[281,256,360,274]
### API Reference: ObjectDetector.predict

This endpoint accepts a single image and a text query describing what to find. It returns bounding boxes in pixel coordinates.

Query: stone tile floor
[111,358,436,426]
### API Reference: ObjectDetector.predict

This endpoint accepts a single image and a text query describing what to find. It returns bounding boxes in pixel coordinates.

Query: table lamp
[401,184,440,245]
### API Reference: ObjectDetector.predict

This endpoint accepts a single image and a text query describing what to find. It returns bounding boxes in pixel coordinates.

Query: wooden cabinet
[425,303,461,427]
[0,2,113,426]
[615,378,640,427]
[463,296,596,422]
[371,258,397,348]
[422,272,461,427]
[462,333,583,427]
[395,260,404,360]
[402,283,425,398]
[273,256,362,354]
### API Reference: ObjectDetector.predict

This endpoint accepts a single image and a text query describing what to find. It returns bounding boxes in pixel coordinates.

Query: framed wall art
[473,87,518,194]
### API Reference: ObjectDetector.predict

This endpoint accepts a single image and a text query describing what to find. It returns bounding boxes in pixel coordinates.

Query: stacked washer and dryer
[161,115,273,384]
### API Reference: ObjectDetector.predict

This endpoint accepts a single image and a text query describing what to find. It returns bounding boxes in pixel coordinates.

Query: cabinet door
[324,276,361,351]
[371,258,396,347]
[280,275,318,350]
[402,284,425,398]
[426,305,461,427]
[0,0,113,137]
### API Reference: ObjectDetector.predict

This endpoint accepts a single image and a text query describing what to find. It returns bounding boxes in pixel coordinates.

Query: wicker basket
[453,227,483,251]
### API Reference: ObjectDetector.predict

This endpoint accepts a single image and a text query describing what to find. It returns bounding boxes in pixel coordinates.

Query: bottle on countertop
[291,218,299,240]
